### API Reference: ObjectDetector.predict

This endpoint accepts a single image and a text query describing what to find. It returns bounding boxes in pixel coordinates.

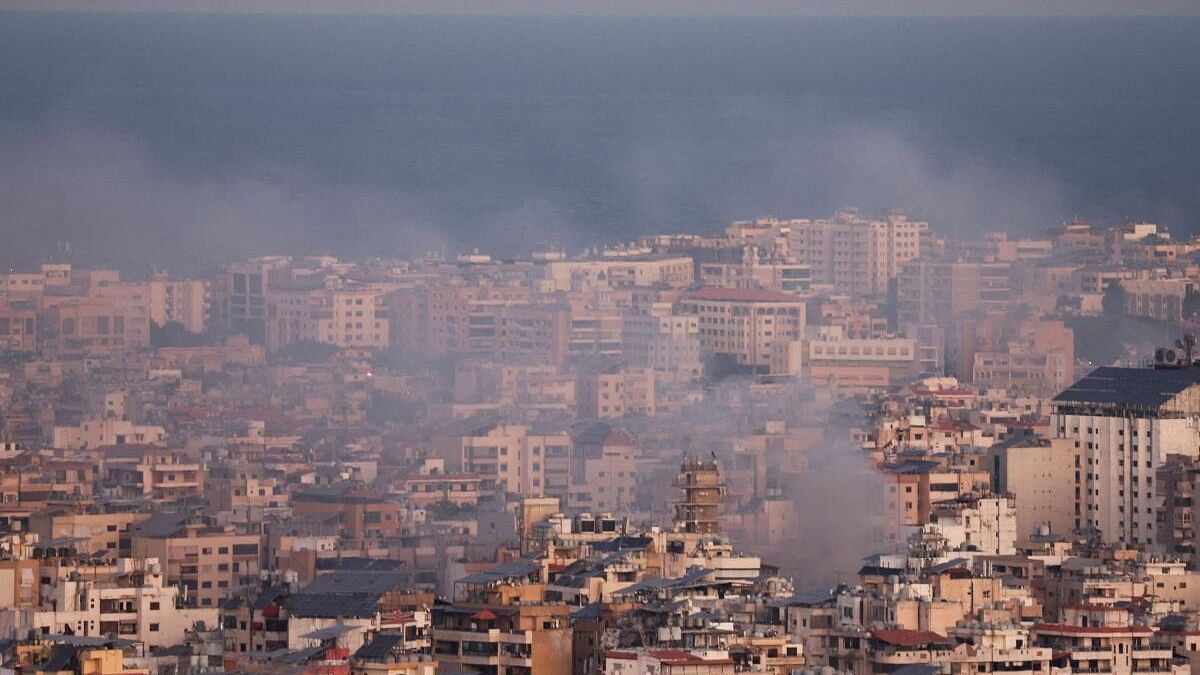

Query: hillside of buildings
[3,212,1200,673]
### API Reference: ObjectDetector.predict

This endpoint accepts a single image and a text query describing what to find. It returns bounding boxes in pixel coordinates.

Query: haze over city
[1,2,1200,675]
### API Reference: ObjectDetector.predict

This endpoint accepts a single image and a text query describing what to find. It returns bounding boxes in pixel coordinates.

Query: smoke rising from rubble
[668,378,892,592]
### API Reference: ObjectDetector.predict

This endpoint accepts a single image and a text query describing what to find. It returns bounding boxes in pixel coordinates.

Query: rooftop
[681,287,801,303]
[1053,366,1200,410]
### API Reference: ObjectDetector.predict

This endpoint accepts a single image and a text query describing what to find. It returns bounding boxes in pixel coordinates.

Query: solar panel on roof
[1053,366,1200,408]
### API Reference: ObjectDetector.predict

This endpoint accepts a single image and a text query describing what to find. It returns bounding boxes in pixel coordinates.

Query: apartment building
[291,489,404,542]
[946,315,1074,397]
[9,558,216,648]
[101,445,205,502]
[577,366,656,419]
[896,260,1012,330]
[568,424,638,513]
[677,287,806,376]
[988,436,1076,544]
[130,514,262,609]
[622,303,702,383]
[431,576,572,675]
[456,423,571,498]
[0,301,37,351]
[786,209,925,296]
[50,420,167,450]
[147,276,209,333]
[805,325,919,393]
[544,255,694,291]
[217,257,291,341]
[1053,365,1200,546]
[39,294,150,355]
[266,282,389,351]
[29,511,147,561]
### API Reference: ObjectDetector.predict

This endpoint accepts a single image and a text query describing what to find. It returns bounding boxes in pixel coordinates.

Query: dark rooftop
[300,571,411,597]
[353,633,404,661]
[1053,366,1200,410]
[283,593,380,619]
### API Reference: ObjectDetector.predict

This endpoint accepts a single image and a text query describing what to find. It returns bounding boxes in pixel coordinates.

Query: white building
[50,417,167,450]
[3,558,217,648]
[928,496,1018,556]
[1053,365,1200,547]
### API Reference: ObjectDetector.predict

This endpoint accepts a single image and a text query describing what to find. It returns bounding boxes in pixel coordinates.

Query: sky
[3,0,1199,16]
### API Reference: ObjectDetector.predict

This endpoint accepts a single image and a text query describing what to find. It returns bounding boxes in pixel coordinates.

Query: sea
[1,12,1198,272]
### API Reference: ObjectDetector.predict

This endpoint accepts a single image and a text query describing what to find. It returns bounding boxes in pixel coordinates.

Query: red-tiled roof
[682,287,801,303]
[470,609,497,621]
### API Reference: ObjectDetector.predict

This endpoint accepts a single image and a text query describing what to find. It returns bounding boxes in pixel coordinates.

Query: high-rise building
[1053,365,1200,546]
[788,209,925,296]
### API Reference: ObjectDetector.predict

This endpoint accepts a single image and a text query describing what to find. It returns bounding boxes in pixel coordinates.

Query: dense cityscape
[1,209,1199,673]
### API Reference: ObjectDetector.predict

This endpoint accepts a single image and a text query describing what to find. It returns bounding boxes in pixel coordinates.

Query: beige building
[40,294,151,355]
[787,208,925,296]
[622,303,702,383]
[989,436,1075,543]
[131,516,262,609]
[805,325,919,392]
[266,282,389,351]
[578,366,656,419]
[50,418,167,450]
[4,558,217,648]
[457,423,571,498]
[148,277,209,333]
[544,255,694,291]
[568,425,638,513]
[677,287,806,376]
[30,511,148,562]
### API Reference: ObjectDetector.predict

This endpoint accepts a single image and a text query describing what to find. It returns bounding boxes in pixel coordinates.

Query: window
[149,623,159,632]
[149,602,160,611]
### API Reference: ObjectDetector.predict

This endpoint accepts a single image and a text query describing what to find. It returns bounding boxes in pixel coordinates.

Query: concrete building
[605,649,736,674]
[40,294,151,355]
[674,457,724,536]
[622,303,703,383]
[1053,365,1200,546]
[989,436,1075,544]
[130,515,262,609]
[677,287,806,376]
[805,325,920,393]
[4,558,216,648]
[266,281,390,352]
[578,366,656,419]
[776,209,925,297]
[928,495,1018,556]
[896,260,1012,330]
[568,424,638,513]
[50,420,167,450]
[457,423,572,498]
[0,301,37,351]
[147,276,209,333]
[544,255,694,291]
